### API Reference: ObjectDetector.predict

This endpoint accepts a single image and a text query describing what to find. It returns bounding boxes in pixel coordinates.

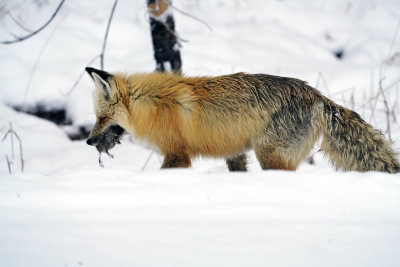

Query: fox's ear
[85,67,113,99]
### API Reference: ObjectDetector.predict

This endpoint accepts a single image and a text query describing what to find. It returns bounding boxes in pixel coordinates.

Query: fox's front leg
[161,152,191,168]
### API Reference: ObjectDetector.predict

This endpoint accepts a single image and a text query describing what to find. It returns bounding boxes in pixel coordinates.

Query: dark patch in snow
[11,104,91,140]
[13,104,71,125]
[333,48,345,60]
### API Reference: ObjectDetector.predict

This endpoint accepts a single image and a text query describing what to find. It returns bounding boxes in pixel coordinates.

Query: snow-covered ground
[0,0,400,266]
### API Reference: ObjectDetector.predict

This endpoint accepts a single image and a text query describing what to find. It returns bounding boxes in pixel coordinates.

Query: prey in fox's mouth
[87,124,125,167]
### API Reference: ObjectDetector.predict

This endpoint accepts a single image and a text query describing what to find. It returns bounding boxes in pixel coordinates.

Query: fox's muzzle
[86,136,99,146]
[86,124,125,153]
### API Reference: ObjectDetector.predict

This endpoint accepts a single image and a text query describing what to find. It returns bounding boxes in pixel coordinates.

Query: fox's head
[85,67,129,149]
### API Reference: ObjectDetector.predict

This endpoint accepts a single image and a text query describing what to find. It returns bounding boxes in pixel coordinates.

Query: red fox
[85,67,399,173]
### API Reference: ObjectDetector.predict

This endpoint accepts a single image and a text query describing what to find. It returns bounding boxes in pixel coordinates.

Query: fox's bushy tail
[321,101,400,173]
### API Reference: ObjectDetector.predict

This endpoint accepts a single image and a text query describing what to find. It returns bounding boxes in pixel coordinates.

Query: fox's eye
[98,117,108,125]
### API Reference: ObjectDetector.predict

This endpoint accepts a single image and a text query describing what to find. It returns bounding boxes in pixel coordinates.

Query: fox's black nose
[86,138,94,146]
[86,136,100,146]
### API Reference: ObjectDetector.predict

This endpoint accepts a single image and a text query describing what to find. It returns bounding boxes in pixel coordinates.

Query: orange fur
[85,69,400,173]
[117,73,259,158]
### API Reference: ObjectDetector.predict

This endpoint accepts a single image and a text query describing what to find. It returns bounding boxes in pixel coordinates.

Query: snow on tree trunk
[147,0,182,74]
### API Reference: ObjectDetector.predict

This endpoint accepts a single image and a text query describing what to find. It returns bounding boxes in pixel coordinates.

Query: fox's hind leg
[161,152,191,168]
[254,101,325,171]
[254,144,296,171]
[226,153,247,171]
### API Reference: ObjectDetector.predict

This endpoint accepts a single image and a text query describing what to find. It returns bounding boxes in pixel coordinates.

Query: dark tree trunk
[147,0,182,73]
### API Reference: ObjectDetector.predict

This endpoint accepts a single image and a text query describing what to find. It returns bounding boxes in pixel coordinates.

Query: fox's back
[174,73,323,156]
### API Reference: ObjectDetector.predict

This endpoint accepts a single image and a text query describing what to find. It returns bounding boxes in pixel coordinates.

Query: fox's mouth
[86,124,125,168]
[86,124,125,153]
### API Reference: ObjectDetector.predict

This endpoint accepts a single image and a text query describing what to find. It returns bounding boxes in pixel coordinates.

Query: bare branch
[315,71,330,97]
[145,10,188,43]
[360,77,400,110]
[61,0,118,96]
[368,68,374,119]
[366,20,400,138]
[15,130,25,172]
[160,0,213,32]
[6,155,12,175]
[23,16,65,106]
[370,70,395,124]
[1,129,12,142]
[392,86,399,123]
[6,10,33,33]
[10,122,14,159]
[8,31,20,39]
[2,123,25,173]
[100,0,118,70]
[140,151,154,172]
[1,0,66,45]
[379,78,392,140]
[381,19,400,76]
[60,55,100,96]
[350,89,355,111]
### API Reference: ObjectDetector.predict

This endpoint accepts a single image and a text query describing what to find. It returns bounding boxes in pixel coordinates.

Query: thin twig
[100,0,118,70]
[362,87,366,118]
[23,15,66,106]
[381,19,400,76]
[15,131,24,172]
[370,66,388,123]
[367,68,374,120]
[315,72,321,89]
[369,20,400,122]
[392,85,399,123]
[140,151,154,172]
[162,19,188,43]
[8,31,20,39]
[61,0,118,96]
[2,125,25,173]
[315,71,330,96]
[350,89,355,111]
[361,77,400,110]
[161,0,213,32]
[379,77,392,140]
[60,55,100,96]
[10,122,14,159]
[6,10,33,33]
[365,20,400,124]
[341,92,346,107]
[1,0,66,45]
[6,155,12,175]
[145,11,188,43]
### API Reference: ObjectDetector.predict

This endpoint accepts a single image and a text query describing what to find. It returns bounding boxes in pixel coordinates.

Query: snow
[1,167,400,267]
[0,0,400,266]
